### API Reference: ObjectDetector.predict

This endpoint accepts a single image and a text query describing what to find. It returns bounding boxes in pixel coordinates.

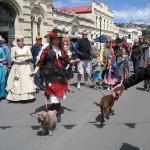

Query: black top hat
[44,29,63,38]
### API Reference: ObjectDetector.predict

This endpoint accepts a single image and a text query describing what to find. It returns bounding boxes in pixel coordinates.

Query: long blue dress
[0,47,6,98]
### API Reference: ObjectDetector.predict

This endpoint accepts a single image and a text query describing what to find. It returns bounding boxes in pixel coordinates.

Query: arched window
[31,16,35,45]
[96,16,97,28]
[0,2,16,45]
[0,4,14,18]
[91,34,93,40]
[37,17,42,35]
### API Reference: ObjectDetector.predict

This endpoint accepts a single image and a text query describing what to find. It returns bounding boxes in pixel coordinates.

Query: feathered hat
[45,29,63,38]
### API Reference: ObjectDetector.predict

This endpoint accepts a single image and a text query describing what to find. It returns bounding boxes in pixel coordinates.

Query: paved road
[0,75,150,150]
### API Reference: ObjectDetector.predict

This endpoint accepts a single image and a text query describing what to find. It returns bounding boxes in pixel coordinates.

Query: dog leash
[29,76,48,111]
[83,65,105,96]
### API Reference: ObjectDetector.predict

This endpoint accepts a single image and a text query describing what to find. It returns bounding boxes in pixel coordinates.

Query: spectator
[61,36,74,93]
[104,58,117,91]
[114,38,129,59]
[103,39,114,65]
[101,39,114,85]
[116,48,129,83]
[30,36,44,92]
[122,37,131,55]
[0,35,12,74]
[140,37,150,66]
[90,39,97,56]
[91,51,104,90]
[143,57,150,92]
[111,64,150,97]
[114,38,122,57]
[31,36,43,67]
[0,46,7,100]
[70,38,79,59]
[6,35,36,102]
[131,39,143,73]
[76,30,92,90]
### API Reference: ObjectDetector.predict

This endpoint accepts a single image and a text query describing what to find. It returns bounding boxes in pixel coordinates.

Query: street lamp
[99,16,102,50]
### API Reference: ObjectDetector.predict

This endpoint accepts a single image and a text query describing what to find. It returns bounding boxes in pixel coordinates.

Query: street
[0,75,150,150]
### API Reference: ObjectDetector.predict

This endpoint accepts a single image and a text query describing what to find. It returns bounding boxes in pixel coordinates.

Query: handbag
[2,61,8,65]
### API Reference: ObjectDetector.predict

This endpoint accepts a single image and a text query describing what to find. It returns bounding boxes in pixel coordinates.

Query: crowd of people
[0,29,150,122]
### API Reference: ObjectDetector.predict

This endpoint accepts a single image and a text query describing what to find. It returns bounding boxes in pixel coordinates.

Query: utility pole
[99,16,102,50]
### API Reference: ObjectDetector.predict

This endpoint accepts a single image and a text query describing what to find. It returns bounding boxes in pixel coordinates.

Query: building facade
[0,0,53,46]
[92,1,114,38]
[126,26,142,41]
[53,9,95,38]
[58,1,114,39]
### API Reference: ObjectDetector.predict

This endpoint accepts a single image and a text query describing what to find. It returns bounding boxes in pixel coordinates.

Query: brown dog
[93,93,119,127]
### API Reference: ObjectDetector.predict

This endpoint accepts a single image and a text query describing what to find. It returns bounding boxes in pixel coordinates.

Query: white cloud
[113,3,150,23]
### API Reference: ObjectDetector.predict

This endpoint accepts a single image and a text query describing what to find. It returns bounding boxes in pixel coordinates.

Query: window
[37,18,41,35]
[96,16,97,28]
[128,34,131,39]
[0,4,14,18]
[31,16,34,45]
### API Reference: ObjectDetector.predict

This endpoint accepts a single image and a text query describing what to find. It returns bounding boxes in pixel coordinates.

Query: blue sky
[53,0,150,24]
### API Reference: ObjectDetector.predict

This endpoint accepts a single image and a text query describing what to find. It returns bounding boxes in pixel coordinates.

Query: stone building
[58,0,114,38]
[0,0,53,46]
[126,26,142,41]
[53,9,95,38]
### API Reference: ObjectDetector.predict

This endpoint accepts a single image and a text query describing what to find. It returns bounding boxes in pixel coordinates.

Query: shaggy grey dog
[37,110,57,136]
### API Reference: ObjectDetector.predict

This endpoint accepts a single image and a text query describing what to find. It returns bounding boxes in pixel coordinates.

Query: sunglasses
[83,33,88,35]
[17,39,24,42]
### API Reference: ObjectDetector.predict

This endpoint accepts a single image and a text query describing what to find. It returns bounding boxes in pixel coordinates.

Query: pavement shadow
[136,87,145,91]
[61,106,75,114]
[29,105,46,116]
[89,114,106,128]
[63,125,76,129]
[0,126,12,130]
[124,123,136,128]
[31,125,41,130]
[36,130,53,136]
[29,105,74,119]
[120,143,140,150]
[7,98,36,104]
[70,82,90,88]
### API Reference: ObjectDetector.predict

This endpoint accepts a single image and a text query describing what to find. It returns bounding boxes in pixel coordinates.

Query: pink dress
[105,66,116,85]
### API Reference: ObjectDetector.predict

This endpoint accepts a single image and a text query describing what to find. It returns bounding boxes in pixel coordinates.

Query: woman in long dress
[6,36,36,101]
[0,47,7,100]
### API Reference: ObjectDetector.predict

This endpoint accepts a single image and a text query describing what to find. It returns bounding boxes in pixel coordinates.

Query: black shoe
[57,113,61,122]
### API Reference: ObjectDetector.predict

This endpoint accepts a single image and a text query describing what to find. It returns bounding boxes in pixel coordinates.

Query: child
[144,57,150,92]
[116,48,129,83]
[91,51,104,90]
[61,36,74,93]
[105,58,117,91]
